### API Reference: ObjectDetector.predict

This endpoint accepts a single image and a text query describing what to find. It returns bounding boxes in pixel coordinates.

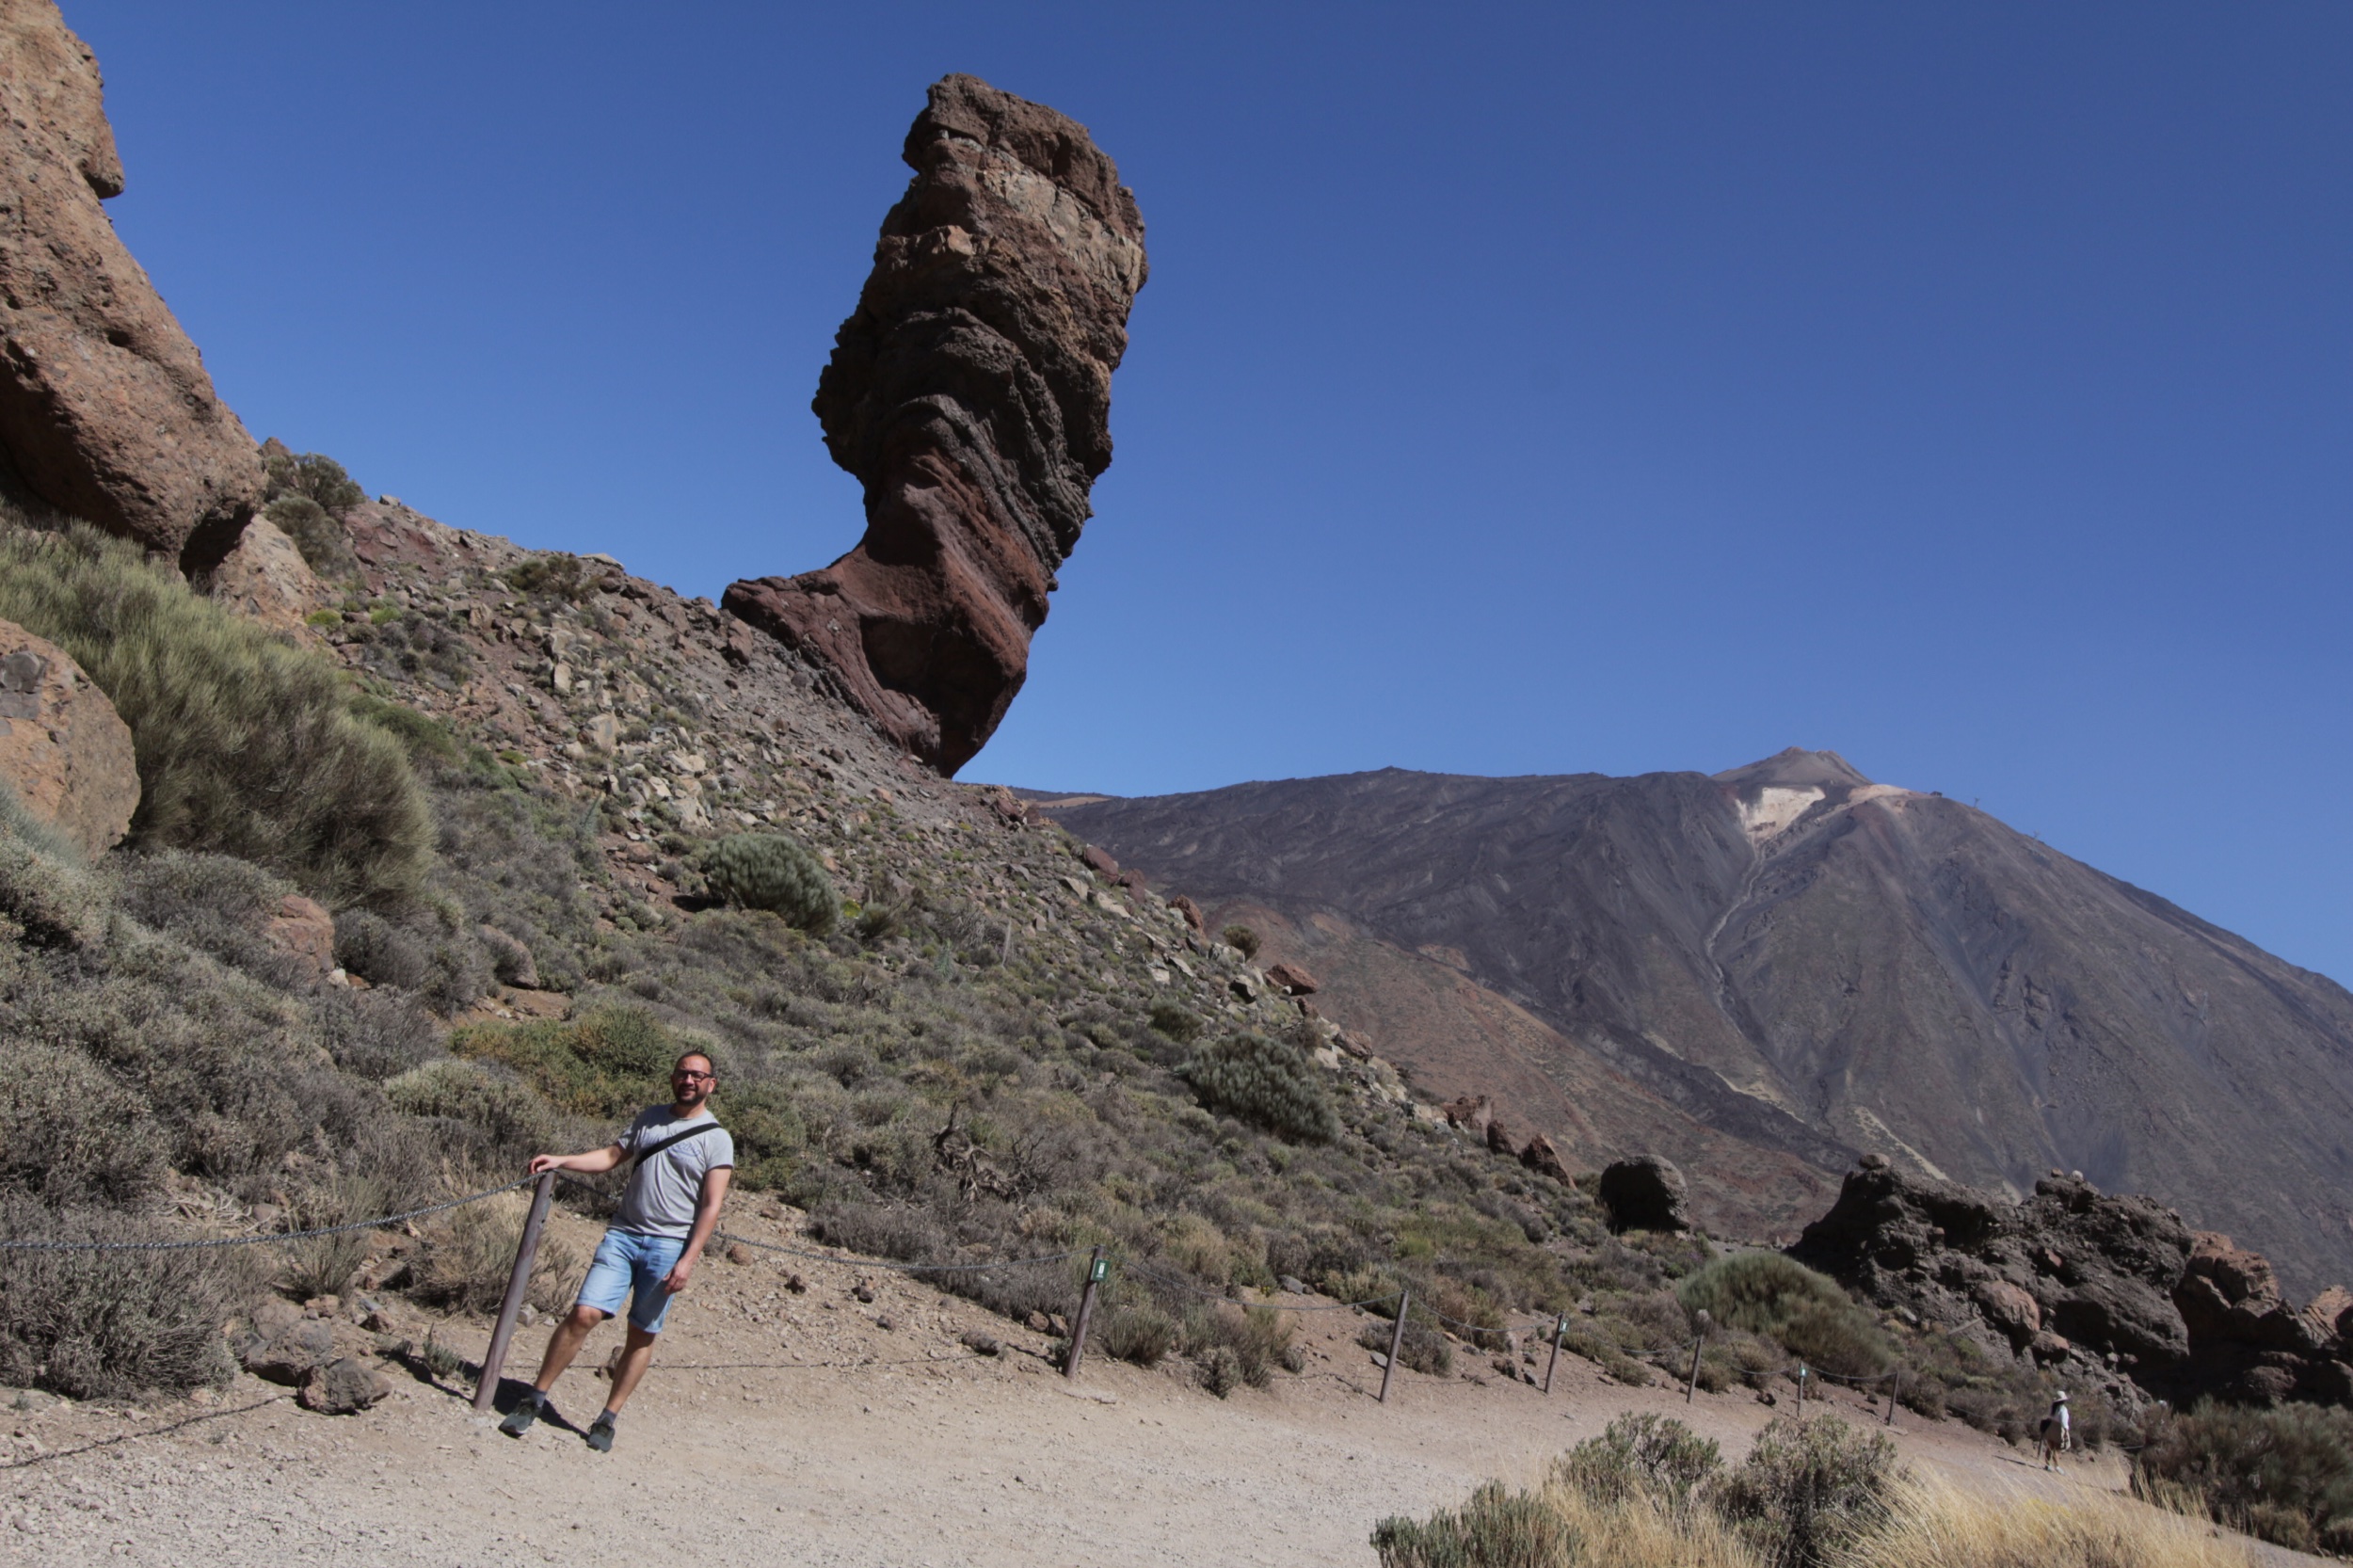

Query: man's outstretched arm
[529,1143,626,1176]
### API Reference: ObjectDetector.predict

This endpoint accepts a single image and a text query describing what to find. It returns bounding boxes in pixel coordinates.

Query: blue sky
[72,2,2352,984]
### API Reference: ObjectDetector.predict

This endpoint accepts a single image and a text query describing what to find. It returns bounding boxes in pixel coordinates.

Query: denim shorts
[577,1228,687,1334]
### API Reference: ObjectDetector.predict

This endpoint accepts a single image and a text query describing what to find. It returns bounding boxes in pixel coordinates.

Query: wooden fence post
[1686,1310,1711,1404]
[1886,1368,1899,1426]
[1378,1291,1410,1404]
[472,1172,555,1414]
[1542,1313,1566,1394]
[1064,1246,1107,1381]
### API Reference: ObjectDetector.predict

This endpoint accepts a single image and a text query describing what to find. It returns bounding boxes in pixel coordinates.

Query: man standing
[499,1050,734,1452]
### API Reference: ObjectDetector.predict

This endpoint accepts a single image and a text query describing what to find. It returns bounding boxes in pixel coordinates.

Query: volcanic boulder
[725,73,1147,775]
[0,617,136,855]
[1791,1160,2353,1407]
[0,1,264,568]
[1599,1156,1691,1234]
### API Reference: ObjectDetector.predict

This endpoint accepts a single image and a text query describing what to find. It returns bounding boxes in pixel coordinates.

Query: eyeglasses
[672,1069,715,1081]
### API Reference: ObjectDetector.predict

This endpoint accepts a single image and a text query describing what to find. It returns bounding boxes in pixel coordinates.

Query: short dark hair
[674,1050,714,1074]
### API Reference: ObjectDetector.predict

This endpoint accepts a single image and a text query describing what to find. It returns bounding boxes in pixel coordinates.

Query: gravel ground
[0,1215,2313,1566]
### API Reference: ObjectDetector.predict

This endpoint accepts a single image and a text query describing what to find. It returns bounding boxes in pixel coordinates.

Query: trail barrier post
[1886,1368,1899,1426]
[1687,1309,1710,1404]
[1542,1313,1566,1394]
[1379,1291,1409,1404]
[473,1172,555,1414]
[1796,1364,1807,1418]
[1064,1246,1107,1381]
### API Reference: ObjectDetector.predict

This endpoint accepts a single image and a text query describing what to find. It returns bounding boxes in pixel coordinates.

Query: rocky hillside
[1032,751,2353,1295]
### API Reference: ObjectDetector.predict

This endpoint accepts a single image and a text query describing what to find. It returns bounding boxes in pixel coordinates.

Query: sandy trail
[0,1208,2309,1565]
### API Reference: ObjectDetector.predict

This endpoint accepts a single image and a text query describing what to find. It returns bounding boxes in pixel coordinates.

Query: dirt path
[0,1211,2307,1565]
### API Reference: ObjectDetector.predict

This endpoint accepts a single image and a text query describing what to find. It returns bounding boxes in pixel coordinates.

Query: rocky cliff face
[726,74,1147,776]
[1036,750,2353,1292]
[1791,1158,2353,1409]
[0,0,264,570]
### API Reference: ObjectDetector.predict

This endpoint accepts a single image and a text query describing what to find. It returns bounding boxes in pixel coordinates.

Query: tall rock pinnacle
[0,0,265,571]
[724,73,1147,775]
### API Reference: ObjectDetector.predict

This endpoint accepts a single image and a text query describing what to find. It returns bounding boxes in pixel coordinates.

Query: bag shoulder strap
[630,1119,724,1169]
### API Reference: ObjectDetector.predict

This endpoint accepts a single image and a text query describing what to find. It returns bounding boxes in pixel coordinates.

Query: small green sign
[1090,1257,1110,1283]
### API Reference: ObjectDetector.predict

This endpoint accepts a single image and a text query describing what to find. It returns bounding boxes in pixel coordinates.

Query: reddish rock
[1973,1279,2042,1344]
[2028,1330,2073,1364]
[1079,844,1119,877]
[1336,1030,1374,1061]
[0,3,264,568]
[1519,1133,1571,1183]
[1169,894,1205,933]
[1113,868,1148,892]
[209,517,326,635]
[1265,961,1320,996]
[0,617,136,855]
[263,894,336,982]
[724,74,1148,775]
[1484,1119,1520,1158]
[984,787,1028,824]
[2303,1286,2353,1351]
[1441,1095,1494,1136]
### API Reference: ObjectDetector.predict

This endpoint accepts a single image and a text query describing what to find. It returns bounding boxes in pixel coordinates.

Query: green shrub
[1370,1481,1571,1568]
[1677,1252,1891,1378]
[0,783,104,947]
[1181,1032,1340,1144]
[1147,1000,1202,1043]
[1222,924,1260,958]
[701,833,837,931]
[2132,1400,2353,1556]
[1101,1303,1178,1367]
[262,494,356,579]
[406,1189,581,1314]
[334,908,429,988]
[0,1044,165,1206]
[449,1004,686,1121]
[1560,1413,1724,1508]
[385,1058,561,1166]
[0,522,431,906]
[1716,1415,1899,1568]
[261,447,366,517]
[0,1198,247,1399]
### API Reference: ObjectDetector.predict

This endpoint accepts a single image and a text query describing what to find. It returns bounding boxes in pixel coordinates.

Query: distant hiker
[2038,1391,2071,1470]
[500,1050,735,1452]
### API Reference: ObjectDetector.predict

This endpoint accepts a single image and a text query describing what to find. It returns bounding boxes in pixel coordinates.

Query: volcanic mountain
[1033,750,2353,1293]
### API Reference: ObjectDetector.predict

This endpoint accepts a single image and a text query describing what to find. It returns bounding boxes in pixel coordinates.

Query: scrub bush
[701,832,837,931]
[0,521,431,906]
[1180,1032,1340,1144]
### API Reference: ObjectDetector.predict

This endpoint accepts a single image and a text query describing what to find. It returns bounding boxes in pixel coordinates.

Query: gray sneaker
[498,1393,543,1438]
[585,1413,616,1453]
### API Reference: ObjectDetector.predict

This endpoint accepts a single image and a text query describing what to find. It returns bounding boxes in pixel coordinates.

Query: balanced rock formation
[1791,1157,2353,1407]
[0,2,264,569]
[0,617,136,855]
[726,73,1147,775]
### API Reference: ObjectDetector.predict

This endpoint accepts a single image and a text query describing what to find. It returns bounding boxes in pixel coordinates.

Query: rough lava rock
[0,616,136,855]
[725,73,1147,775]
[0,2,265,569]
[1599,1155,1692,1234]
[1790,1159,2353,1408]
[208,517,327,634]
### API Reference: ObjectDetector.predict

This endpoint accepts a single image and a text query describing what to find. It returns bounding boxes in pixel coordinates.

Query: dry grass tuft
[1835,1473,2260,1568]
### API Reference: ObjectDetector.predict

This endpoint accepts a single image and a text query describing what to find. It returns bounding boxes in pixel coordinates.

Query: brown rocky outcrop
[1265,961,1319,996]
[209,517,327,635]
[1441,1095,1494,1137]
[0,617,136,854]
[725,74,1147,775]
[0,1,264,569]
[262,894,336,982]
[1518,1133,1572,1183]
[1790,1159,2353,1407]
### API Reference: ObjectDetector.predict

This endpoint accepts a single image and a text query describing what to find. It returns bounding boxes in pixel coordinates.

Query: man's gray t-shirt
[611,1107,734,1240]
